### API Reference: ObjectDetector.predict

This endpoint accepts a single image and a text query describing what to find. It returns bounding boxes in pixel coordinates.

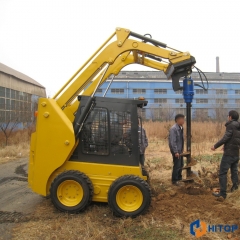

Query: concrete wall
[0,72,46,97]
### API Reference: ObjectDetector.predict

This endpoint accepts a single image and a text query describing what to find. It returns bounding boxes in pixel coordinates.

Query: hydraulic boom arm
[53,27,196,120]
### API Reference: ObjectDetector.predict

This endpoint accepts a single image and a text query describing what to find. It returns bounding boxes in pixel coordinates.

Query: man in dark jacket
[138,123,148,166]
[169,114,185,185]
[211,110,240,199]
[124,120,148,166]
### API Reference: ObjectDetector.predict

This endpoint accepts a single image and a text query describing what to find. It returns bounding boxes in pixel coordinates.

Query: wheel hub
[116,185,143,212]
[57,180,83,207]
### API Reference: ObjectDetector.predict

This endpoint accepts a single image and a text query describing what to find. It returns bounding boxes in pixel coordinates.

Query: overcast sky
[0,0,239,96]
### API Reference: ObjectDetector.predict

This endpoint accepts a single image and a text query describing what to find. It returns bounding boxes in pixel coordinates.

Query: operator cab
[70,96,147,166]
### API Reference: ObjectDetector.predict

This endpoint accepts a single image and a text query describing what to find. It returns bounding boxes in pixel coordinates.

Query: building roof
[0,62,45,88]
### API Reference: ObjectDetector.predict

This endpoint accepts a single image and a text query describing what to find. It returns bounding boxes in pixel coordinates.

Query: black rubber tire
[141,166,150,184]
[141,166,148,177]
[108,175,151,217]
[50,170,93,213]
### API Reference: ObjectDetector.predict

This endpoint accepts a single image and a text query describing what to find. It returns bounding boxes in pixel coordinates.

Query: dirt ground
[0,158,42,240]
[1,140,240,240]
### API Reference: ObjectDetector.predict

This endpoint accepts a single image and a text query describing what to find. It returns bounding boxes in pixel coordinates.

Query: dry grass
[6,121,240,239]
[0,130,30,163]
[143,121,225,156]
[143,120,225,142]
[11,191,183,239]
[0,121,226,164]
[0,142,29,164]
[12,206,183,240]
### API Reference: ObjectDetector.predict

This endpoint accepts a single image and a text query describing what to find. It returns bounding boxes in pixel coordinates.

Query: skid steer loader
[28,27,196,217]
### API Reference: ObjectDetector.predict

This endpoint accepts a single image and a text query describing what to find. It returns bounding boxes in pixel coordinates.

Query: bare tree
[146,104,175,122]
[0,94,37,146]
[150,107,161,121]
[211,102,228,122]
[214,105,228,122]
[210,94,228,122]
[193,109,209,122]
[0,101,19,146]
[147,107,155,121]
[0,118,19,146]
[160,104,175,121]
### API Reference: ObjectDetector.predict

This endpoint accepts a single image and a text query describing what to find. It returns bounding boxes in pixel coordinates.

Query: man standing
[169,114,185,185]
[124,119,148,166]
[211,110,240,199]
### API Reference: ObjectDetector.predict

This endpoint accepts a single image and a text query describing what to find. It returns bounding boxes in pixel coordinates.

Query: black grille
[110,110,131,155]
[81,108,109,155]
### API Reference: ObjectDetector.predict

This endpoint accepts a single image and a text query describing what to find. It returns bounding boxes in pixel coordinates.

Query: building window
[20,101,24,110]
[154,98,167,103]
[96,89,102,93]
[6,88,10,98]
[235,90,240,94]
[196,89,208,94]
[111,89,124,94]
[11,100,15,110]
[216,99,228,104]
[196,99,208,103]
[19,91,24,101]
[16,91,19,100]
[133,89,146,94]
[216,89,227,95]
[15,100,20,110]
[27,94,31,102]
[23,92,28,101]
[6,99,10,110]
[28,102,31,110]
[0,87,5,97]
[11,89,16,99]
[0,88,34,122]
[5,111,11,121]
[175,90,183,94]
[0,110,5,121]
[175,99,184,103]
[0,98,5,109]
[11,111,16,120]
[154,89,167,94]
[236,99,240,104]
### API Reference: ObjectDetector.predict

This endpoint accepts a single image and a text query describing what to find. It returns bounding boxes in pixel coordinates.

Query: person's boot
[212,192,226,199]
[231,184,238,192]
[172,181,180,186]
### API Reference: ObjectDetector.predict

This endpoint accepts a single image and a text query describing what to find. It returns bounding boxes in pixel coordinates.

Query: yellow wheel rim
[57,180,83,207]
[116,185,143,212]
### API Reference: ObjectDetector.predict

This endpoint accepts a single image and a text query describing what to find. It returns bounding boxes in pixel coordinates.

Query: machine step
[182,166,192,169]
[180,152,191,157]
[179,178,194,183]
